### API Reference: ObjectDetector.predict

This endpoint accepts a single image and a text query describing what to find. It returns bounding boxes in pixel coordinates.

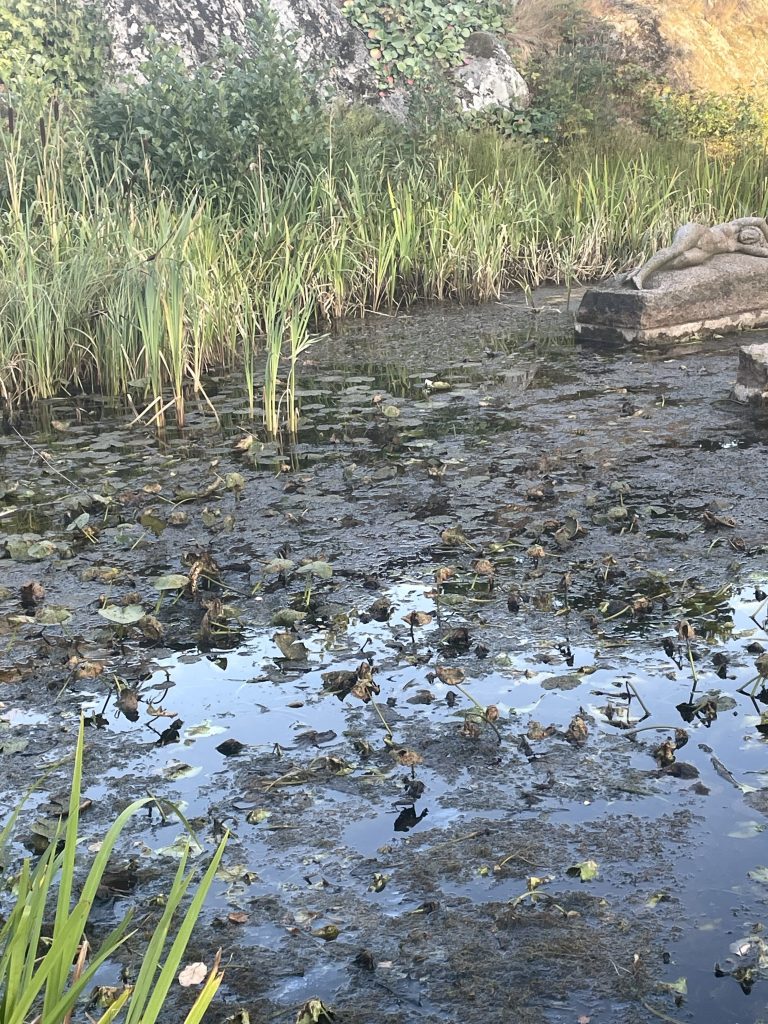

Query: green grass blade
[137,835,228,1024]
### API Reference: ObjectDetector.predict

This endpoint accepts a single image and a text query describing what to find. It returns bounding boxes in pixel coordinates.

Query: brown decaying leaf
[441,626,471,648]
[350,661,380,702]
[565,714,589,745]
[20,580,45,608]
[435,664,465,686]
[677,619,695,641]
[653,738,677,767]
[527,720,556,741]
[440,527,470,547]
[402,610,433,628]
[322,662,379,702]
[67,657,106,679]
[185,550,221,594]
[116,688,140,722]
[394,748,423,767]
[273,631,309,661]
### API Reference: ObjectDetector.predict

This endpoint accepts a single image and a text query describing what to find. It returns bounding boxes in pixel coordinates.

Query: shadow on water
[2,292,768,1022]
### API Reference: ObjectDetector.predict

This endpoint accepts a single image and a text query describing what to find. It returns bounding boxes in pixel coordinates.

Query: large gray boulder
[576,254,768,346]
[451,32,529,111]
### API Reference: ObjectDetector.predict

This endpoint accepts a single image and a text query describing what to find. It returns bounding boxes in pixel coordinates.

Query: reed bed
[1,112,766,431]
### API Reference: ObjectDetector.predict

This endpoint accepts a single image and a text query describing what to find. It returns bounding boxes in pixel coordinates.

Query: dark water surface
[2,289,768,1023]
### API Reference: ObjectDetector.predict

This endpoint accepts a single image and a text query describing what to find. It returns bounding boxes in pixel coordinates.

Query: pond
[2,287,768,1024]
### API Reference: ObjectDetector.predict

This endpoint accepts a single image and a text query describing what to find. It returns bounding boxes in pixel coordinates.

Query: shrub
[0,0,109,93]
[86,6,323,189]
[645,88,767,156]
[343,0,504,90]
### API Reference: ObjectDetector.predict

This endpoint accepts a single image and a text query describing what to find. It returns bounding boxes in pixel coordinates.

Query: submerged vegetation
[0,0,766,432]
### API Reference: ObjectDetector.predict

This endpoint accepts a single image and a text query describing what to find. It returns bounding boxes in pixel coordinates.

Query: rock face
[95,0,527,110]
[99,0,377,97]
[733,344,768,405]
[575,254,768,346]
[451,32,529,111]
[589,0,768,94]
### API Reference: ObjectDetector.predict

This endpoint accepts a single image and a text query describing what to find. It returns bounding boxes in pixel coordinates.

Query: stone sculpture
[627,217,768,290]
[576,215,768,345]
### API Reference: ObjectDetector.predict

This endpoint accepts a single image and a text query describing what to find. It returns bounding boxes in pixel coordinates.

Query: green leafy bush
[467,104,557,141]
[343,0,504,89]
[0,0,108,93]
[523,4,656,144]
[645,88,767,154]
[87,8,322,189]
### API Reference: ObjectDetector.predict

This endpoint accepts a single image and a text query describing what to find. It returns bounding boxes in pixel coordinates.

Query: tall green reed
[1,97,767,434]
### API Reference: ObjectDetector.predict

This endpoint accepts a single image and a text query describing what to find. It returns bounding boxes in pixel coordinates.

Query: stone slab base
[576,253,768,346]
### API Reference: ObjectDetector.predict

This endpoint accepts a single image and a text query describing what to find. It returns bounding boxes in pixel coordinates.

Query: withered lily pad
[296,998,335,1024]
[274,632,309,661]
[263,558,295,575]
[217,739,247,756]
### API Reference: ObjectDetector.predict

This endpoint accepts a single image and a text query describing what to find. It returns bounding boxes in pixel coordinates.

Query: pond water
[2,288,768,1023]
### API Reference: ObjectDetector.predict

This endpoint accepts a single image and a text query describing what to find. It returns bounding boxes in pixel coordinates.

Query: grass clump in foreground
[0,719,227,1024]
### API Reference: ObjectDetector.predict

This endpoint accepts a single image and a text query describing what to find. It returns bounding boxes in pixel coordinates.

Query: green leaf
[152,574,189,591]
[566,858,599,882]
[97,604,146,625]
[296,560,333,580]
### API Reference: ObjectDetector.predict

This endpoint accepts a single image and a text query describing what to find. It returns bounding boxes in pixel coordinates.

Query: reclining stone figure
[628,216,768,289]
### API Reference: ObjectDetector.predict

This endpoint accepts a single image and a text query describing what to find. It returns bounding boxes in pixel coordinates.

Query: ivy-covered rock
[97,0,527,112]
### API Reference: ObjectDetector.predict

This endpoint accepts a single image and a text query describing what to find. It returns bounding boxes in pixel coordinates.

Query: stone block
[575,253,768,345]
[733,343,768,404]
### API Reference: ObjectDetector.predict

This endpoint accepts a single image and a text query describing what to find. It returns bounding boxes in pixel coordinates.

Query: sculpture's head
[738,226,765,246]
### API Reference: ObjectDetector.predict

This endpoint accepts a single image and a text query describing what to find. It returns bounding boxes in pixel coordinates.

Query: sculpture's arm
[736,243,768,258]
[731,216,768,245]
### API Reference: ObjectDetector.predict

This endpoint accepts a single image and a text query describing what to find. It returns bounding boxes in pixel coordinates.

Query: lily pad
[296,560,333,580]
[97,604,146,626]
[272,608,307,627]
[152,574,190,592]
[541,673,582,691]
[567,859,599,882]
[35,606,72,625]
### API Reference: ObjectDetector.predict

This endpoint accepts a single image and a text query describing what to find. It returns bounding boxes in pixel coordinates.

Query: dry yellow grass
[589,0,768,93]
